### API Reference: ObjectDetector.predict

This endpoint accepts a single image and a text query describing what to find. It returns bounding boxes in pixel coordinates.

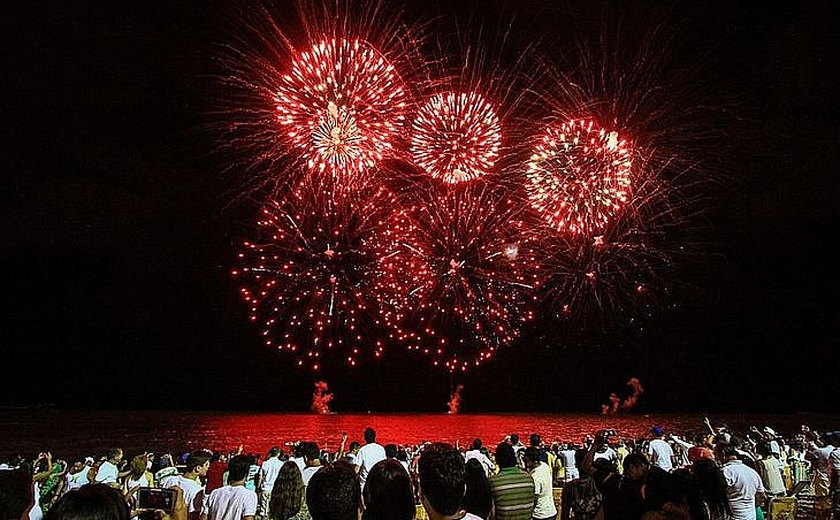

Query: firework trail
[311,381,334,414]
[233,176,416,370]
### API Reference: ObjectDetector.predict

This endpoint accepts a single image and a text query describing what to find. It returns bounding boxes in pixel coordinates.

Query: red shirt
[688,446,715,462]
[205,462,225,494]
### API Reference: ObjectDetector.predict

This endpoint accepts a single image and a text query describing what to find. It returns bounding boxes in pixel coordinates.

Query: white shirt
[356,443,386,488]
[560,449,577,470]
[95,461,119,484]
[67,467,91,491]
[530,462,557,520]
[290,457,306,472]
[648,439,674,471]
[260,458,284,491]
[465,449,495,476]
[203,485,258,520]
[301,466,321,486]
[593,447,618,464]
[722,460,765,520]
[126,473,150,491]
[162,475,205,513]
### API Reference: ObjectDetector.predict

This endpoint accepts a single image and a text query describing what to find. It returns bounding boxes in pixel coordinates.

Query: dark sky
[1,0,838,413]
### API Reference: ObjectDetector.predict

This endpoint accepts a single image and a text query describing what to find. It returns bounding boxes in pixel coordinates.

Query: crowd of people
[1,417,839,520]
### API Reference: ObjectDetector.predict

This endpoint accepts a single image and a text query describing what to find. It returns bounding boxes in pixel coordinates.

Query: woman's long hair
[363,459,415,520]
[270,462,305,520]
[691,458,732,519]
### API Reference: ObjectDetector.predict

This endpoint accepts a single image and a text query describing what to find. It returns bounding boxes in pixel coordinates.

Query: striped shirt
[489,467,536,520]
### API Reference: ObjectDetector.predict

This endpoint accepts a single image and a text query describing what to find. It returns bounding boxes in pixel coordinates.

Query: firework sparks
[527,119,632,236]
[384,184,539,371]
[233,178,416,369]
[274,37,408,177]
[410,91,502,184]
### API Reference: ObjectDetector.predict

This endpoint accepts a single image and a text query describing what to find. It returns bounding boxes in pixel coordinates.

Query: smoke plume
[601,377,644,415]
[311,381,333,414]
[448,384,464,414]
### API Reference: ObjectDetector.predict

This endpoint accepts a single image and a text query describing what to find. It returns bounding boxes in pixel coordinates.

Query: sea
[1,410,837,459]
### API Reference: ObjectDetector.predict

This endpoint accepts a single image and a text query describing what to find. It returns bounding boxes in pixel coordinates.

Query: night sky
[1,0,838,413]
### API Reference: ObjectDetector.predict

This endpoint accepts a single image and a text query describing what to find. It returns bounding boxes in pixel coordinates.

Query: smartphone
[137,487,177,512]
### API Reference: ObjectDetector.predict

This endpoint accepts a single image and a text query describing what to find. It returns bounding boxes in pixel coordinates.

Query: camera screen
[137,488,175,511]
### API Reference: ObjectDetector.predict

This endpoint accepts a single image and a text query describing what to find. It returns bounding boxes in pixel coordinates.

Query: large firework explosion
[224,3,719,372]
[382,183,540,371]
[232,177,418,370]
[526,118,633,236]
[217,1,426,194]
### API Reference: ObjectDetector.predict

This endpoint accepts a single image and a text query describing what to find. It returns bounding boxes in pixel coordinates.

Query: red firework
[527,119,633,236]
[383,184,539,371]
[274,38,408,178]
[232,178,416,369]
[410,91,502,184]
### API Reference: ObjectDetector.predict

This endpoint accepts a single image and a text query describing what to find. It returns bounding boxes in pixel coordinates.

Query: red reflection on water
[1,411,836,459]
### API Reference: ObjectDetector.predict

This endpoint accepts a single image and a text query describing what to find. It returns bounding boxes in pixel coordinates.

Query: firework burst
[527,119,633,236]
[217,1,426,194]
[274,37,408,177]
[410,91,502,184]
[233,177,417,369]
[384,183,540,371]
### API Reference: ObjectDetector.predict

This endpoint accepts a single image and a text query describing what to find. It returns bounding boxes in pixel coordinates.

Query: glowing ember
[527,119,632,235]
[411,91,502,184]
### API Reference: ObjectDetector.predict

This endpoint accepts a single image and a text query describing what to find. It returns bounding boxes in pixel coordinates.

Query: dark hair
[307,462,361,520]
[384,444,398,459]
[529,433,541,447]
[495,442,517,469]
[510,434,520,445]
[522,447,540,465]
[349,442,361,452]
[303,442,321,462]
[691,459,731,519]
[715,442,738,459]
[363,459,415,520]
[462,459,492,520]
[642,468,681,511]
[270,462,304,520]
[227,455,251,482]
[364,428,377,444]
[471,439,482,451]
[623,452,649,471]
[268,447,281,458]
[418,443,466,516]
[45,484,130,520]
[185,451,211,473]
[107,448,122,460]
[0,469,33,519]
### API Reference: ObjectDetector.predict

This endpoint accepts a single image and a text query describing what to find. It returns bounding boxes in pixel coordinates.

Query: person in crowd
[523,447,557,520]
[301,443,323,487]
[488,442,535,520]
[38,458,67,512]
[202,455,258,520]
[640,468,690,519]
[464,439,495,477]
[44,484,132,520]
[306,462,361,520]
[0,469,35,520]
[559,444,579,482]
[418,443,473,520]
[595,451,649,520]
[124,453,154,493]
[163,450,211,519]
[362,459,415,520]
[686,458,731,520]
[269,462,309,520]
[260,447,285,519]
[355,428,385,491]
[716,442,765,520]
[65,458,91,493]
[754,443,785,497]
[648,428,674,472]
[89,449,123,487]
[462,459,492,520]
[687,434,716,463]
